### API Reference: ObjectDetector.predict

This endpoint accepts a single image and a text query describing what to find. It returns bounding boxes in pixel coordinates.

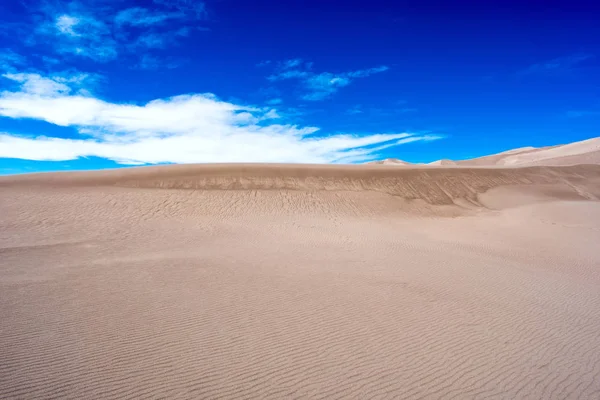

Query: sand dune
[500,137,600,166]
[2,163,599,206]
[455,146,551,166]
[2,163,600,399]
[366,136,600,167]
[428,159,457,166]
[457,137,600,167]
[365,158,412,165]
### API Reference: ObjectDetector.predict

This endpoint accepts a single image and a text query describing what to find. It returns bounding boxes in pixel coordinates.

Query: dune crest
[366,136,600,167]
[428,159,457,166]
[499,137,600,166]
[2,163,599,207]
[365,158,412,165]
[2,159,600,399]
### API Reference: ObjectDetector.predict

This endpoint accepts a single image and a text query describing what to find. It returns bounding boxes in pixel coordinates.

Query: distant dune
[427,159,457,166]
[455,146,549,166]
[368,136,600,167]
[2,147,600,398]
[496,137,600,166]
[365,158,412,165]
[2,163,600,206]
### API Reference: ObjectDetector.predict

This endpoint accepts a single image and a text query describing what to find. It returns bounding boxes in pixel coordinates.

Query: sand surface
[366,158,412,166]
[454,139,600,167]
[373,136,600,167]
[2,163,600,399]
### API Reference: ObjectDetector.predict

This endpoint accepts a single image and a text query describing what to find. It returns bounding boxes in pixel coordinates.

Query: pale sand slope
[428,159,457,166]
[365,158,412,165]
[458,137,600,167]
[369,136,599,167]
[455,147,548,167]
[2,164,600,399]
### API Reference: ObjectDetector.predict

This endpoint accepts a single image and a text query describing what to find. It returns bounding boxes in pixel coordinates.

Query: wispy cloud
[43,12,118,62]
[346,104,417,116]
[345,66,389,78]
[519,53,594,76]
[3,72,101,95]
[115,7,182,27]
[346,105,363,115]
[267,59,389,101]
[302,73,352,100]
[395,135,443,145]
[25,0,208,64]
[131,27,191,50]
[55,15,81,36]
[0,50,27,73]
[0,71,442,164]
[268,69,311,81]
[279,58,304,70]
[153,0,207,18]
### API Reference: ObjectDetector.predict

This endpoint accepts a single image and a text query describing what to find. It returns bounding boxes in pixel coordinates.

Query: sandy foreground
[2,163,600,399]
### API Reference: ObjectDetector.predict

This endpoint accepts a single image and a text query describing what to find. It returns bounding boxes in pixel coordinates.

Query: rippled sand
[1,164,600,399]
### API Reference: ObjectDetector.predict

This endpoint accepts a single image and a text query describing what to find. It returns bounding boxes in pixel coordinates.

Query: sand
[496,137,600,167]
[367,136,600,168]
[454,138,600,167]
[366,158,412,166]
[2,162,600,399]
[428,159,457,166]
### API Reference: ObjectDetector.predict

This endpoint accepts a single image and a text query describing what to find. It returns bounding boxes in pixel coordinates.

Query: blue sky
[0,0,599,174]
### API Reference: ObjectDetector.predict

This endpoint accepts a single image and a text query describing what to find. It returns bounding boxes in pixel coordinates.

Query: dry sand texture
[376,136,600,167]
[455,137,600,167]
[2,162,600,399]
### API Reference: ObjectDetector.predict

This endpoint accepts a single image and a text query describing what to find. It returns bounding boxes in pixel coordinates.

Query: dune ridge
[2,161,600,399]
[366,136,600,167]
[2,163,600,206]
[365,158,412,166]
[499,137,600,166]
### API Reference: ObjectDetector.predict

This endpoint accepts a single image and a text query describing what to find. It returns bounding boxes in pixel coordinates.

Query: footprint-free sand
[2,163,600,399]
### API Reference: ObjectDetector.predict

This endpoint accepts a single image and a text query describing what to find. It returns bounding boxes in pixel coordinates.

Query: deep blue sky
[0,0,598,174]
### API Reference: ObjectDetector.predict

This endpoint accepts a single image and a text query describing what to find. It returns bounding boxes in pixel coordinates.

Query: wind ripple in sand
[1,164,600,399]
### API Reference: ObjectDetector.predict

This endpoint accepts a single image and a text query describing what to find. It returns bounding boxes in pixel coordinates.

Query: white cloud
[346,66,389,78]
[268,69,311,81]
[55,15,81,36]
[115,7,181,26]
[267,61,390,101]
[0,72,443,164]
[345,104,418,117]
[3,73,70,96]
[44,12,118,61]
[346,105,363,115]
[306,73,351,90]
[153,0,207,18]
[2,72,100,96]
[0,51,27,73]
[280,58,303,70]
[30,1,207,64]
[302,73,352,100]
[131,27,191,50]
[519,53,594,76]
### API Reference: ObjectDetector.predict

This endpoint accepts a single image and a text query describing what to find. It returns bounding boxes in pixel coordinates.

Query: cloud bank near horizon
[0,72,443,165]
